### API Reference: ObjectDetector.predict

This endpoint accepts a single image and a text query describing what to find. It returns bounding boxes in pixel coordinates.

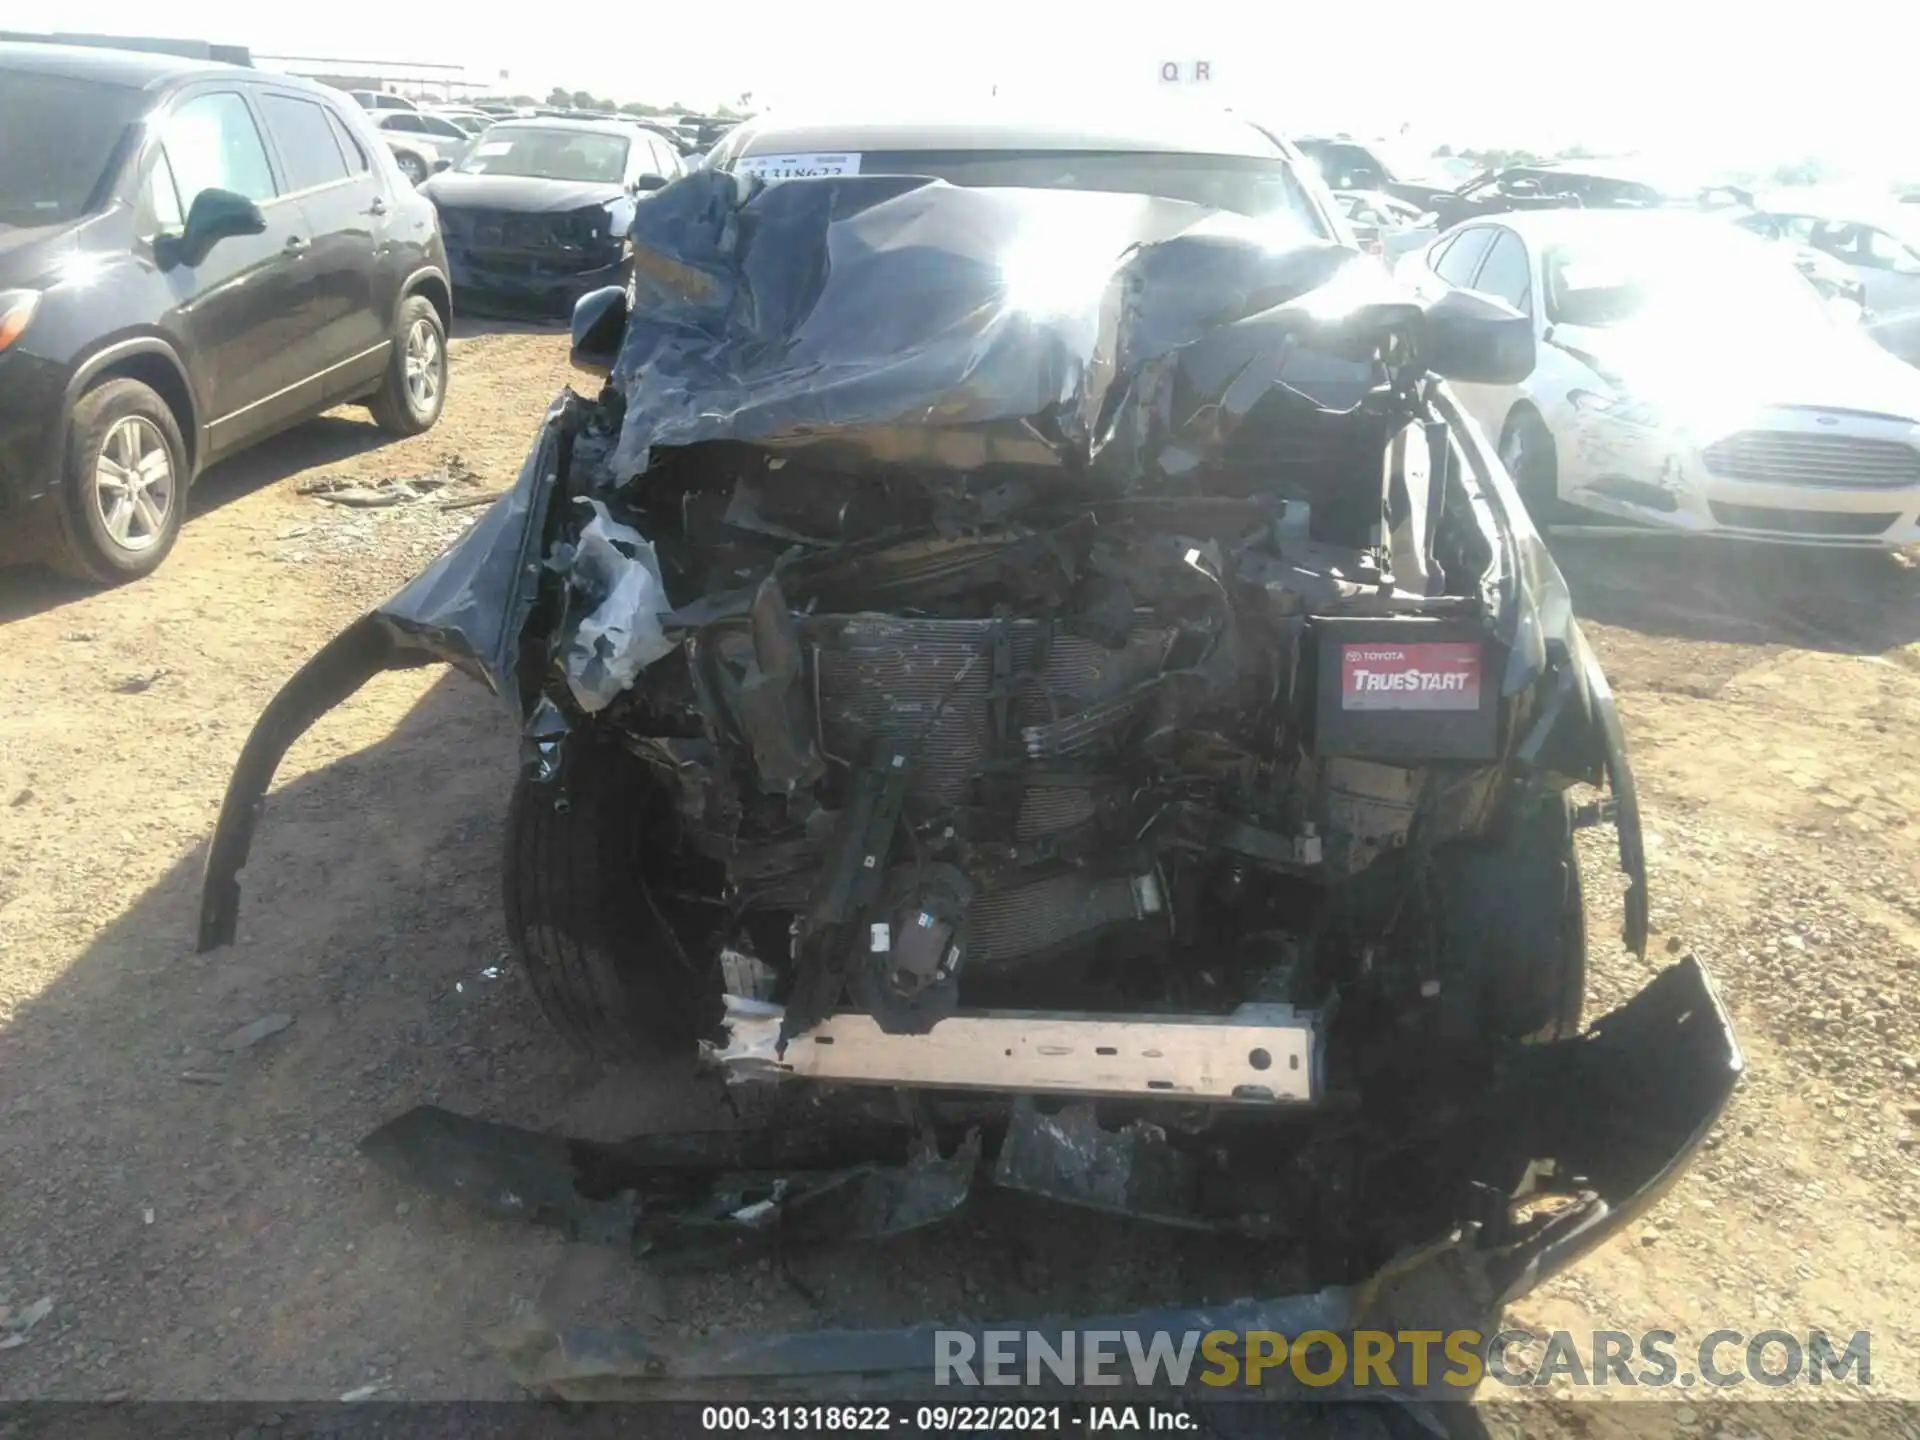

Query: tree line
[465,87,754,118]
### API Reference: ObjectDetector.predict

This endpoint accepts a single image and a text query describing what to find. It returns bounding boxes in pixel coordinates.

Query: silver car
[371,110,472,185]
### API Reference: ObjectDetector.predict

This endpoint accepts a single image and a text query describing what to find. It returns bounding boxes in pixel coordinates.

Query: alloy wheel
[403,318,442,413]
[93,415,174,552]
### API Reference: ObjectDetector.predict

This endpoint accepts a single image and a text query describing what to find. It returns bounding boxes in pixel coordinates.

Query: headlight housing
[1569,386,1666,431]
[0,290,41,354]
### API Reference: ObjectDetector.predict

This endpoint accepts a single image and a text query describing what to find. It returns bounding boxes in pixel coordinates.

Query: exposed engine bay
[197,173,1738,1388]
[550,389,1541,1083]
[508,177,1582,1107]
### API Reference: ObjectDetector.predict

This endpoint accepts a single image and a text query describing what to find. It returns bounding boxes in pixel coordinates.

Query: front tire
[503,740,723,1064]
[367,295,447,436]
[394,151,428,186]
[50,378,190,585]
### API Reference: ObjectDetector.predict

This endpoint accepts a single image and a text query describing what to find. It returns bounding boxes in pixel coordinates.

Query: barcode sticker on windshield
[736,152,862,182]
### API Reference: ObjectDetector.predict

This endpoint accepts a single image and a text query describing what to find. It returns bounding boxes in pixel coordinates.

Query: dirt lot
[2,328,1917,1424]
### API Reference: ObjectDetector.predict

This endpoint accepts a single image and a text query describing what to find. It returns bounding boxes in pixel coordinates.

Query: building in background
[251,53,477,103]
[0,29,251,64]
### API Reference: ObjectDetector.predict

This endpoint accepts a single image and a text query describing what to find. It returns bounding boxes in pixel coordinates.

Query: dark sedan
[417,118,683,317]
[0,42,451,583]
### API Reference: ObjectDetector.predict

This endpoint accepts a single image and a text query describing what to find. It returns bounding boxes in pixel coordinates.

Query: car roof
[484,115,642,139]
[0,39,242,89]
[730,107,1286,159]
[1489,156,1708,193]
[1752,187,1916,228]
[1463,208,1762,246]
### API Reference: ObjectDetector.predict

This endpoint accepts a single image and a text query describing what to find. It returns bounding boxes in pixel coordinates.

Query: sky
[21,0,1920,180]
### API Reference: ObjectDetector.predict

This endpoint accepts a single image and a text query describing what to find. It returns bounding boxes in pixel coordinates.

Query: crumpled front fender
[195,396,575,952]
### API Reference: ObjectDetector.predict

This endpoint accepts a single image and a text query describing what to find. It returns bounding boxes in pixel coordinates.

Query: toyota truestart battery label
[1340,642,1481,711]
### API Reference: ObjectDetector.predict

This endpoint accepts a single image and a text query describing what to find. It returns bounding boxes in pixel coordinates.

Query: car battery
[1309,616,1500,761]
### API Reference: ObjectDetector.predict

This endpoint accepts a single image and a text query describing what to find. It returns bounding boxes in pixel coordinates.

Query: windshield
[0,72,147,227]
[457,128,629,183]
[1544,230,1835,334]
[826,150,1331,243]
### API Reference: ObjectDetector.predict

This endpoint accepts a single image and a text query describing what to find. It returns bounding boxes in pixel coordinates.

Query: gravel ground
[1,329,1916,1426]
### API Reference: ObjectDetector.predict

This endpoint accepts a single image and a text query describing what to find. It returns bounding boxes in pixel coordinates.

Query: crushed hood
[598,171,1505,483]
[370,171,1539,695]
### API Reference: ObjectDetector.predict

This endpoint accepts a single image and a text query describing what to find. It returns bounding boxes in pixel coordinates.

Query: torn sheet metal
[360,1104,980,1265]
[640,1131,981,1268]
[559,498,674,711]
[375,392,575,694]
[603,171,1527,483]
[991,1100,1207,1230]
[709,996,1321,1104]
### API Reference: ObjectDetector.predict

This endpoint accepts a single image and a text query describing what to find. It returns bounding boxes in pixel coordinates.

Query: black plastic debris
[360,1105,979,1266]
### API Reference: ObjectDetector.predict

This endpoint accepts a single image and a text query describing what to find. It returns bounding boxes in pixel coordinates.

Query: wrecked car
[199,168,1739,1396]
[417,117,684,317]
[1428,158,1716,231]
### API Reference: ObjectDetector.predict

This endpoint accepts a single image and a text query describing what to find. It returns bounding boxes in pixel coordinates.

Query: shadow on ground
[0,414,401,625]
[451,316,566,341]
[186,415,398,518]
[1551,535,1920,656]
[0,568,95,625]
[0,666,1502,1413]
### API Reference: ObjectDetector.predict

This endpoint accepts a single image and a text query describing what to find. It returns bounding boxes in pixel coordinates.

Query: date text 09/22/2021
[701,1406,1192,1432]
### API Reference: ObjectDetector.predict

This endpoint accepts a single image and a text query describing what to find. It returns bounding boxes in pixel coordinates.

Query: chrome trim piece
[206,339,392,429]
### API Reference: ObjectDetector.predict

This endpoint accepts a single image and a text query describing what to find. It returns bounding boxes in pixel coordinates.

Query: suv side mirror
[432,157,453,173]
[157,188,266,268]
[570,285,629,378]
[631,172,669,194]
[1421,288,1536,385]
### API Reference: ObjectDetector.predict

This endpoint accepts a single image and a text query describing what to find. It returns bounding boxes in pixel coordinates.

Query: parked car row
[367,109,474,185]
[1730,194,1920,366]
[7,32,1913,599]
[1300,141,1920,390]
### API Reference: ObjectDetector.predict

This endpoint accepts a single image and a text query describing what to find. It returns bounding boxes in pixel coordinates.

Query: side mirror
[631,172,669,194]
[1421,288,1536,385]
[432,157,453,173]
[570,285,628,379]
[156,188,266,269]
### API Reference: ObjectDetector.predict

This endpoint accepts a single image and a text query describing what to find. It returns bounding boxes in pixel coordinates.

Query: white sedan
[1396,209,1920,547]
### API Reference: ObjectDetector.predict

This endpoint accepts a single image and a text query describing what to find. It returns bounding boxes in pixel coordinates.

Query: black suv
[0,43,453,583]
